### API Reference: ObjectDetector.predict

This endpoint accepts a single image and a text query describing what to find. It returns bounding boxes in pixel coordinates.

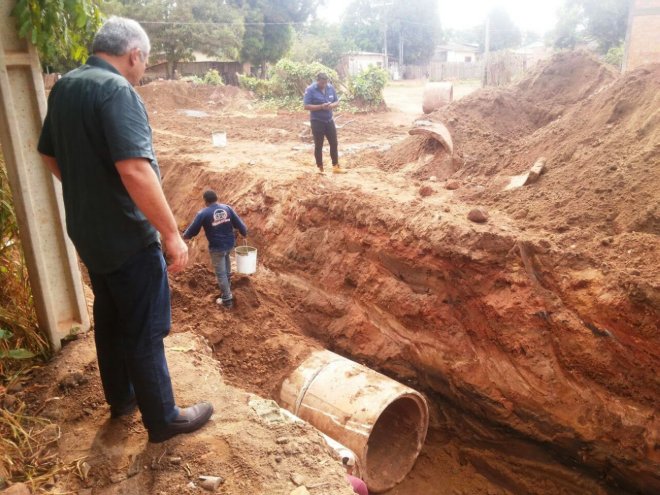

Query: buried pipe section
[280,350,429,493]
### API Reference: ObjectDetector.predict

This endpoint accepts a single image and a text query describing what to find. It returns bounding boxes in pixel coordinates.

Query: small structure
[432,43,480,63]
[337,51,387,79]
[623,0,660,70]
[513,41,553,69]
[144,51,249,85]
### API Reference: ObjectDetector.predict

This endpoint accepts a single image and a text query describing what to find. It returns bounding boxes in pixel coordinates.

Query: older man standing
[37,17,213,443]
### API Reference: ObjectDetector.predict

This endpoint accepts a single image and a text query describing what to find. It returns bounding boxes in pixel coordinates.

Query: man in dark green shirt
[38,16,212,443]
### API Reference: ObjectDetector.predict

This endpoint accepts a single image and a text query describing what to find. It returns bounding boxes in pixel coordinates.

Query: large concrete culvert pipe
[280,350,429,493]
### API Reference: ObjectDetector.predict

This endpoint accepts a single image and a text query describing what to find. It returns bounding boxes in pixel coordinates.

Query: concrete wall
[623,0,660,70]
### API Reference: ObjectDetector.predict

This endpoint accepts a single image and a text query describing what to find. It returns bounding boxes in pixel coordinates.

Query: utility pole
[373,1,394,69]
[482,14,491,87]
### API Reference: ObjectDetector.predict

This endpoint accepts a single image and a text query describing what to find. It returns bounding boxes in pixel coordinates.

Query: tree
[108,0,244,78]
[340,0,381,53]
[552,0,629,53]
[552,2,585,49]
[12,0,103,70]
[288,20,357,69]
[230,0,323,76]
[341,0,441,64]
[481,7,521,52]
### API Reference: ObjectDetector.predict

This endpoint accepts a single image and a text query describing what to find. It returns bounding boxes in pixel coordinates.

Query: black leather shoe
[148,402,214,443]
[110,396,138,418]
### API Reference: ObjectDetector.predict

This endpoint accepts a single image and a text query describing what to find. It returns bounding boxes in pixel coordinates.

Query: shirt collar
[86,55,122,76]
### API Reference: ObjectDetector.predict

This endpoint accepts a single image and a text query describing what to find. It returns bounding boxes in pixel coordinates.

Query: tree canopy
[288,21,358,68]
[552,0,629,52]
[106,0,244,77]
[12,0,103,69]
[340,0,441,65]
[229,0,322,74]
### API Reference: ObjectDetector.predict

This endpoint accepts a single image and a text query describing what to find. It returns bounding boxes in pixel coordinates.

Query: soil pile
[15,53,659,495]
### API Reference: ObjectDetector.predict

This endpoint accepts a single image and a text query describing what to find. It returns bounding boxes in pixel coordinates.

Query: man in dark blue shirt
[303,73,346,174]
[183,190,248,309]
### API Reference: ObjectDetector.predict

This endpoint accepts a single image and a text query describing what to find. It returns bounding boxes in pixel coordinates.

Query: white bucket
[212,131,227,147]
[235,245,257,274]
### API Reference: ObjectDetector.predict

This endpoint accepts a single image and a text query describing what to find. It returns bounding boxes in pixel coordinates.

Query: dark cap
[203,190,217,203]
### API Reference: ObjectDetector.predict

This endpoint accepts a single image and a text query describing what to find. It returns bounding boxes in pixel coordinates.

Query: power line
[137,20,307,26]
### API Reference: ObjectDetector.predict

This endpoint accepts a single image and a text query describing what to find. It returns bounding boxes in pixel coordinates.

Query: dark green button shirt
[38,55,159,274]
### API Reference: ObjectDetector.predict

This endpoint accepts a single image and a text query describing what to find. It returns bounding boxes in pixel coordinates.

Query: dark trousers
[311,119,338,167]
[88,243,178,431]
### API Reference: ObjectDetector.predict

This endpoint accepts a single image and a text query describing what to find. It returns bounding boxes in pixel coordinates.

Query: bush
[348,65,389,106]
[604,43,624,69]
[237,74,274,98]
[270,59,338,97]
[203,69,224,86]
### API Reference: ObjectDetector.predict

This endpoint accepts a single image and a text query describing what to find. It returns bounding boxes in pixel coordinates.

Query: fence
[402,51,529,85]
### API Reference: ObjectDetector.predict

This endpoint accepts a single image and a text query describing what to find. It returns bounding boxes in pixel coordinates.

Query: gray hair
[92,17,150,56]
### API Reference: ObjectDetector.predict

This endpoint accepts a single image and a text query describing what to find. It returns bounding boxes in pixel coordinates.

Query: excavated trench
[166,165,657,495]
[150,54,659,494]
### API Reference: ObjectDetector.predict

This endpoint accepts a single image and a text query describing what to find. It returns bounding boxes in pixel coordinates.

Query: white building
[433,43,480,63]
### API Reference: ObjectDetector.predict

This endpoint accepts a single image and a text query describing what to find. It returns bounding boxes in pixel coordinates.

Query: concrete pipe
[422,81,454,114]
[280,350,429,493]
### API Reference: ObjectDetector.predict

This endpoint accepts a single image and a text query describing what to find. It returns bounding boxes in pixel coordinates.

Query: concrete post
[0,1,90,350]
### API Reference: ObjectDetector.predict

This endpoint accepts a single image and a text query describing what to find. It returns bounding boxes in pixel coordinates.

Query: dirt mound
[137,79,254,113]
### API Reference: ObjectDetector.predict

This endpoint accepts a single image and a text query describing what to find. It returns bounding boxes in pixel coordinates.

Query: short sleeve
[37,91,56,156]
[101,86,155,163]
[303,87,313,105]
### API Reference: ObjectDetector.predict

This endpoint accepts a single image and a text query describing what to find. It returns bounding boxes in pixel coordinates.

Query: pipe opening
[365,394,427,491]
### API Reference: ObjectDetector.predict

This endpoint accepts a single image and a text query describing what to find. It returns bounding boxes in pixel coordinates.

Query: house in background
[144,51,249,85]
[513,41,552,69]
[432,43,480,63]
[336,51,387,79]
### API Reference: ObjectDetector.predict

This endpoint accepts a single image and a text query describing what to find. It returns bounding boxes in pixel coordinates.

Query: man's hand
[163,233,188,273]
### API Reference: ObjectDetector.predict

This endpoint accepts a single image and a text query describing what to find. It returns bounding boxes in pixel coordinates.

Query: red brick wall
[624,0,660,70]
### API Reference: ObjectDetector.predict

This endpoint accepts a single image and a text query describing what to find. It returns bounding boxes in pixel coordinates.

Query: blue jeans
[210,250,232,302]
[88,243,178,431]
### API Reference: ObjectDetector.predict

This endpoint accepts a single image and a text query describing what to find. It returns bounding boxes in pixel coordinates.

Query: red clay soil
[152,52,658,494]
[8,52,657,495]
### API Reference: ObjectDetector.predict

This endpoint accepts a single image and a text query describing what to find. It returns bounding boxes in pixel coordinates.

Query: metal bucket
[280,350,429,492]
[235,245,257,274]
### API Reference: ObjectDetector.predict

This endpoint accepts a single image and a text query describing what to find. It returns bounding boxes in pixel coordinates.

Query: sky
[317,0,564,34]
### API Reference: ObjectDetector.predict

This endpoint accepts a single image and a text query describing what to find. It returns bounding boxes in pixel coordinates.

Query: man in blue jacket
[303,72,346,174]
[183,190,248,309]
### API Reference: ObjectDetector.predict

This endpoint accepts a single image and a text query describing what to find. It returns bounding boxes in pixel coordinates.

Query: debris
[276,437,289,444]
[409,121,454,155]
[419,185,434,197]
[168,456,182,465]
[0,483,30,495]
[199,475,224,491]
[59,372,87,390]
[467,209,489,223]
[290,472,306,486]
[525,157,547,184]
[78,460,91,481]
[109,472,126,484]
[127,454,142,478]
[504,157,547,190]
[445,180,461,190]
[289,487,310,495]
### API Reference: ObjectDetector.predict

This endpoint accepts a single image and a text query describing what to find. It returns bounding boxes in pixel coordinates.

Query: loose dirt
[8,51,659,495]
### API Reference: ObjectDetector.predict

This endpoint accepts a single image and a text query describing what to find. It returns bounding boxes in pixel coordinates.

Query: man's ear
[128,48,140,67]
